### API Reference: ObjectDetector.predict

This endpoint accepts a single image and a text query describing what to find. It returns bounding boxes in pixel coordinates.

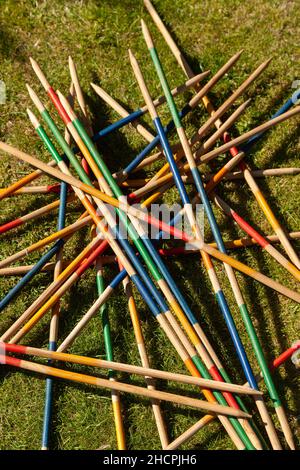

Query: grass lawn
[0,0,299,450]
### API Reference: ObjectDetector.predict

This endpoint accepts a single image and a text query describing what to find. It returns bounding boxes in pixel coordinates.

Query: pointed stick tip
[243,97,252,106]
[141,18,153,49]
[25,83,44,112]
[25,83,33,93]
[26,108,39,128]
[261,57,273,69]
[57,90,75,119]
[128,48,136,64]
[68,56,77,77]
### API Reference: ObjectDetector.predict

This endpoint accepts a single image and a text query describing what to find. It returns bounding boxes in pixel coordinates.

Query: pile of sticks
[0,0,299,451]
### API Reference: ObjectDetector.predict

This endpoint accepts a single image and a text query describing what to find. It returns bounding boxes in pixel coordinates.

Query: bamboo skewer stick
[123,167,300,188]
[0,354,252,419]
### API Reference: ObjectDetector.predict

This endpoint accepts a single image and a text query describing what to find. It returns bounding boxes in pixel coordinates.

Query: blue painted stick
[41,179,68,449]
[0,240,63,312]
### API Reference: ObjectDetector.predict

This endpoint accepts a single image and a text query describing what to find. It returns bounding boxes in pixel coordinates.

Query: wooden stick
[123,168,300,188]
[9,184,62,195]
[0,261,71,276]
[91,70,210,127]
[0,160,57,200]
[95,258,126,451]
[147,2,299,274]
[92,50,243,179]
[166,341,300,449]
[243,169,300,269]
[0,235,106,342]
[0,213,91,269]
[129,104,300,200]
[0,256,117,276]
[143,54,269,183]
[69,56,93,136]
[118,263,169,448]
[144,98,251,188]
[0,193,75,235]
[0,343,262,395]
[26,98,244,448]
[0,354,252,418]
[160,231,300,256]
